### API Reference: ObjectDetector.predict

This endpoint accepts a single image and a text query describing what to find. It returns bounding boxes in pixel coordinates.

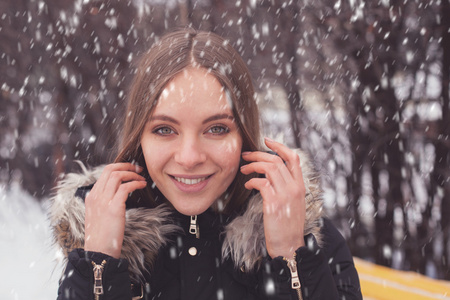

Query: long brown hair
[115,28,261,215]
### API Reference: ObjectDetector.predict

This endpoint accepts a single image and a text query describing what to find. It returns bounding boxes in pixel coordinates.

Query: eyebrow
[149,115,180,125]
[202,113,235,124]
[149,113,234,125]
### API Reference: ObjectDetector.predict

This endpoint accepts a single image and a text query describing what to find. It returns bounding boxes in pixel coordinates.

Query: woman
[50,28,362,300]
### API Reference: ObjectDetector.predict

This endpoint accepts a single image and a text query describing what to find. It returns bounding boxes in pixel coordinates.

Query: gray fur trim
[221,149,323,271]
[122,206,180,283]
[49,162,101,255]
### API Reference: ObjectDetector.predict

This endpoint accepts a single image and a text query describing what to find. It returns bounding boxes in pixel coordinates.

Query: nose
[174,136,207,169]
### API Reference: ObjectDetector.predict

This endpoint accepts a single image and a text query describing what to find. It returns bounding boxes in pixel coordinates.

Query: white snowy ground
[0,183,62,300]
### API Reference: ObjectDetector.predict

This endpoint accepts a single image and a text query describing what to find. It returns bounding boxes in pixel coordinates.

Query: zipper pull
[284,254,303,299]
[189,215,199,238]
[92,260,107,299]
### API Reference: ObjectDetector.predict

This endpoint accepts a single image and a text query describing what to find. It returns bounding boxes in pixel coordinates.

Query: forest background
[1,0,449,281]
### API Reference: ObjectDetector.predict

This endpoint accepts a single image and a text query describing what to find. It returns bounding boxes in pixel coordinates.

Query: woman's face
[141,67,243,216]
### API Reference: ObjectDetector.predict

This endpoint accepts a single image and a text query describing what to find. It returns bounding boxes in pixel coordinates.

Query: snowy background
[1,0,450,292]
[0,184,61,300]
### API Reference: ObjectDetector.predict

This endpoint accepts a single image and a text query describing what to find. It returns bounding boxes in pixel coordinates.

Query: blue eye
[208,125,229,135]
[154,127,174,135]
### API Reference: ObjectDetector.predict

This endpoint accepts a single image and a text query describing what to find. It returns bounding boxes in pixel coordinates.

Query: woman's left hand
[240,137,306,259]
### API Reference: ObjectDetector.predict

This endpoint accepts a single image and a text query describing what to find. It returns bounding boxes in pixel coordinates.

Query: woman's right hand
[84,163,147,258]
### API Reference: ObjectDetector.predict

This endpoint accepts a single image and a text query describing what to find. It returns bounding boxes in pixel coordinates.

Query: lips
[169,174,212,193]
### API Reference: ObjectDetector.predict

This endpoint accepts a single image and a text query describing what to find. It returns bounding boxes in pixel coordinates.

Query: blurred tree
[280,0,449,279]
[314,0,448,278]
[1,0,172,195]
[435,0,450,280]
[0,0,449,280]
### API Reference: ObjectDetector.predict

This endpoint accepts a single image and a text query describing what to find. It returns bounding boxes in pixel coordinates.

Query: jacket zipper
[92,260,107,300]
[283,254,303,300]
[189,215,199,238]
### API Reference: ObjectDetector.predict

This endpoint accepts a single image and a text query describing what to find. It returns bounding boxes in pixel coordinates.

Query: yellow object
[354,257,450,299]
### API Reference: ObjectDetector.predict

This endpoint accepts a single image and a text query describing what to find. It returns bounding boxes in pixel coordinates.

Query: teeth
[174,177,207,185]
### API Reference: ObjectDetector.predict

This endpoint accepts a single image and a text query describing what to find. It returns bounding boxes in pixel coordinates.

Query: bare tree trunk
[437,0,450,280]
[53,86,68,181]
[347,107,370,256]
[179,0,191,26]
[281,2,302,148]
[354,53,403,267]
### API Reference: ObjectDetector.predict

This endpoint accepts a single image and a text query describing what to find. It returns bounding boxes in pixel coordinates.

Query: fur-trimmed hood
[49,150,323,284]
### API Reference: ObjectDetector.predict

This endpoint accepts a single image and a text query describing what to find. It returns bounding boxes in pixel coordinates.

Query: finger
[244,177,276,197]
[241,150,285,164]
[241,150,293,184]
[112,180,147,206]
[109,162,144,172]
[244,178,283,214]
[241,161,290,189]
[102,171,147,201]
[88,169,146,205]
[244,177,269,190]
[242,151,295,187]
[263,138,304,181]
[94,163,144,193]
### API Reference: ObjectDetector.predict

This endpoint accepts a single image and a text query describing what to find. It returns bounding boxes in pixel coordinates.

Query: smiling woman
[49,28,363,300]
[141,67,242,216]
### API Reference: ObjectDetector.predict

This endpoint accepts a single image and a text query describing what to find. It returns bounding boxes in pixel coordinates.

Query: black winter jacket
[50,158,362,300]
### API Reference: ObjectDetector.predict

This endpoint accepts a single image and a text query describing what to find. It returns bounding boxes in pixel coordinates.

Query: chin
[172,202,211,216]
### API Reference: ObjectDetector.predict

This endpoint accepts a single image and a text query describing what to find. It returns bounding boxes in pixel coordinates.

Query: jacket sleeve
[57,249,132,300]
[258,218,362,300]
[319,218,362,299]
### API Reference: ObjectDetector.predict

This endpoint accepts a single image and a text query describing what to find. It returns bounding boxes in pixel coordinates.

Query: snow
[0,184,61,300]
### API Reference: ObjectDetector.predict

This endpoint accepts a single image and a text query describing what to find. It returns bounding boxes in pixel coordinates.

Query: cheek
[140,140,160,175]
[219,133,242,153]
[218,137,242,171]
[140,141,151,164]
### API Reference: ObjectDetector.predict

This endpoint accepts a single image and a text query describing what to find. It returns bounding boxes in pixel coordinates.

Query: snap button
[188,247,197,256]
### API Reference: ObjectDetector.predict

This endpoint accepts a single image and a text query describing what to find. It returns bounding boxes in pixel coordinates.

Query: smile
[173,176,208,185]
[169,174,212,193]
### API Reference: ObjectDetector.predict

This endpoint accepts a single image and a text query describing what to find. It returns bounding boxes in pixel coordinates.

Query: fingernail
[264,137,275,143]
[242,152,251,156]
